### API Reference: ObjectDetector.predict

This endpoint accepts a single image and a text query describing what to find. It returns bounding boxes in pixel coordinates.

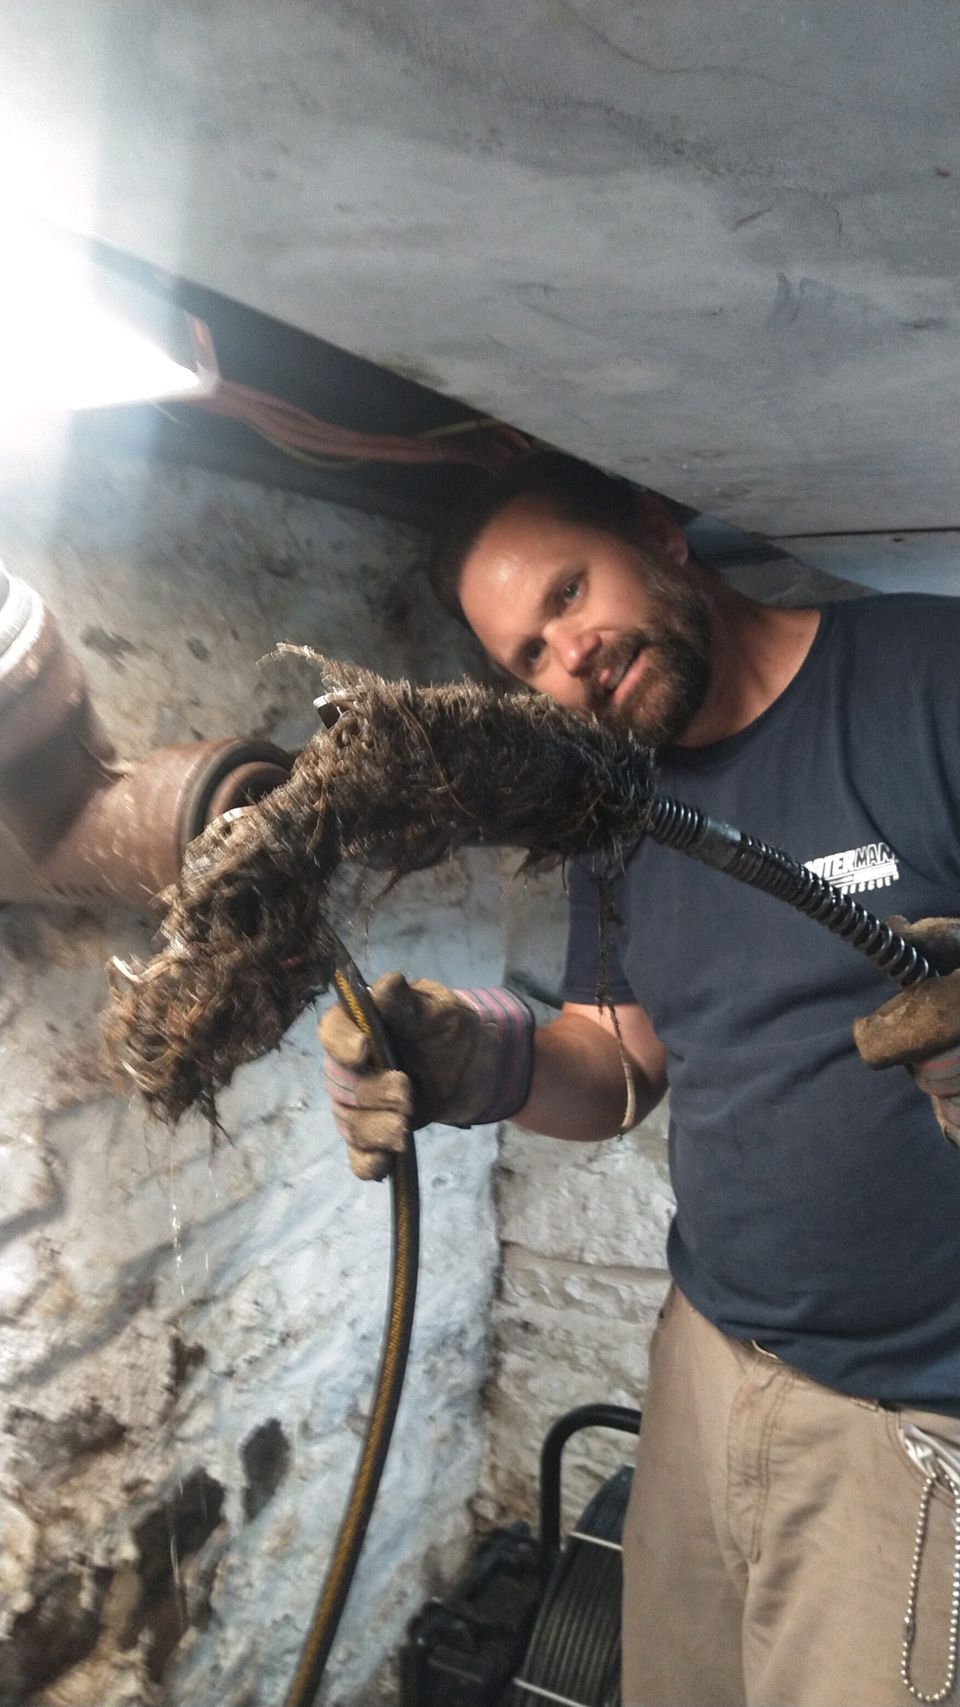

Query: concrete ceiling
[2,1,958,535]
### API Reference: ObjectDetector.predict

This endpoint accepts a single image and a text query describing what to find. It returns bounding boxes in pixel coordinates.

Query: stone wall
[473,867,672,1538]
[0,443,501,1706]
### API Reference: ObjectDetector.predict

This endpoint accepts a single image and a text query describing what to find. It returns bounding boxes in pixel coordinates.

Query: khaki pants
[622,1287,960,1707]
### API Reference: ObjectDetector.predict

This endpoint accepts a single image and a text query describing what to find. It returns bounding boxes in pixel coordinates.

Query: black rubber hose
[283,936,420,1707]
[644,797,932,987]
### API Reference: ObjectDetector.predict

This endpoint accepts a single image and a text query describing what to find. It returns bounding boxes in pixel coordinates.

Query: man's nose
[551,624,601,676]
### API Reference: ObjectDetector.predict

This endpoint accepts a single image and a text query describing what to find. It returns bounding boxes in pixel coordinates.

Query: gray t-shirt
[563,594,960,1416]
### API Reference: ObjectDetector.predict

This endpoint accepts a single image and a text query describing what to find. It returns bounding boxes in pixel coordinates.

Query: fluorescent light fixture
[0,225,218,414]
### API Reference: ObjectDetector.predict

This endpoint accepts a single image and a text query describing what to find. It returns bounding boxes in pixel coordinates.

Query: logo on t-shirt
[805,841,900,894]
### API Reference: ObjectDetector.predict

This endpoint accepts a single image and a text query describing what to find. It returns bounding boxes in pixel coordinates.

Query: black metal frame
[538,1403,641,1586]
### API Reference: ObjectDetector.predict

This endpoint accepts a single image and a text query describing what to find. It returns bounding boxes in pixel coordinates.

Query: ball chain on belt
[900,1464,960,1703]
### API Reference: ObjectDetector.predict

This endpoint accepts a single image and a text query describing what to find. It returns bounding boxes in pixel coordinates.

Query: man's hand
[853,917,960,1145]
[318,974,534,1179]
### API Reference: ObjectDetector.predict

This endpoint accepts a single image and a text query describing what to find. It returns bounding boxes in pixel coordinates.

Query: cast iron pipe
[0,565,291,905]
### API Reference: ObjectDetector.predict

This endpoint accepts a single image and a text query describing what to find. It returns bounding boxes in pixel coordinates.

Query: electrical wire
[179,376,531,473]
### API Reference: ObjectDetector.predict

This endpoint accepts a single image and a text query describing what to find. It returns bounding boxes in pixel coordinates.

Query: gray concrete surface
[1,1,958,536]
[778,531,960,597]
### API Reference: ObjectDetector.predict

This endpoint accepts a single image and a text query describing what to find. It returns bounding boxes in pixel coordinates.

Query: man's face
[458,495,712,748]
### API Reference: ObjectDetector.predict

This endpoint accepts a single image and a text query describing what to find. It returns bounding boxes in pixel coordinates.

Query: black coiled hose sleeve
[645,797,932,988]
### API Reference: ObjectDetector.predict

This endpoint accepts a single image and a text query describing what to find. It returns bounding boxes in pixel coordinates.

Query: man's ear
[640,496,690,569]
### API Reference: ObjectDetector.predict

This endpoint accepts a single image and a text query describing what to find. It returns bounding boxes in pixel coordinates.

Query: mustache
[583,632,652,713]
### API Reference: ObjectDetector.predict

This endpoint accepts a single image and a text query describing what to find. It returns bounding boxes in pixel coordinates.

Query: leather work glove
[318,973,535,1180]
[852,917,960,1146]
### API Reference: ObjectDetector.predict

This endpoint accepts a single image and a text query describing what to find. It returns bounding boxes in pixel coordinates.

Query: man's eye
[523,639,545,669]
[559,578,580,606]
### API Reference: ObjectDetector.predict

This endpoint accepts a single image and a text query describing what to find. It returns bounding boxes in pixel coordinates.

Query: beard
[583,583,712,748]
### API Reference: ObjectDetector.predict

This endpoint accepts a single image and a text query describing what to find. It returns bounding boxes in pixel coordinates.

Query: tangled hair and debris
[105,659,656,1123]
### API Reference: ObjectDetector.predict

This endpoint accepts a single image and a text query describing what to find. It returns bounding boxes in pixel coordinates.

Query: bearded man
[320,454,960,1707]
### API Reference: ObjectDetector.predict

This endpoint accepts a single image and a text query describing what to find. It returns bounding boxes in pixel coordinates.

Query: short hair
[429,451,653,625]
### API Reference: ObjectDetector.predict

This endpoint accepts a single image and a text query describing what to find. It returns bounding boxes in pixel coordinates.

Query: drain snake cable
[284,933,420,1707]
[283,806,938,1705]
